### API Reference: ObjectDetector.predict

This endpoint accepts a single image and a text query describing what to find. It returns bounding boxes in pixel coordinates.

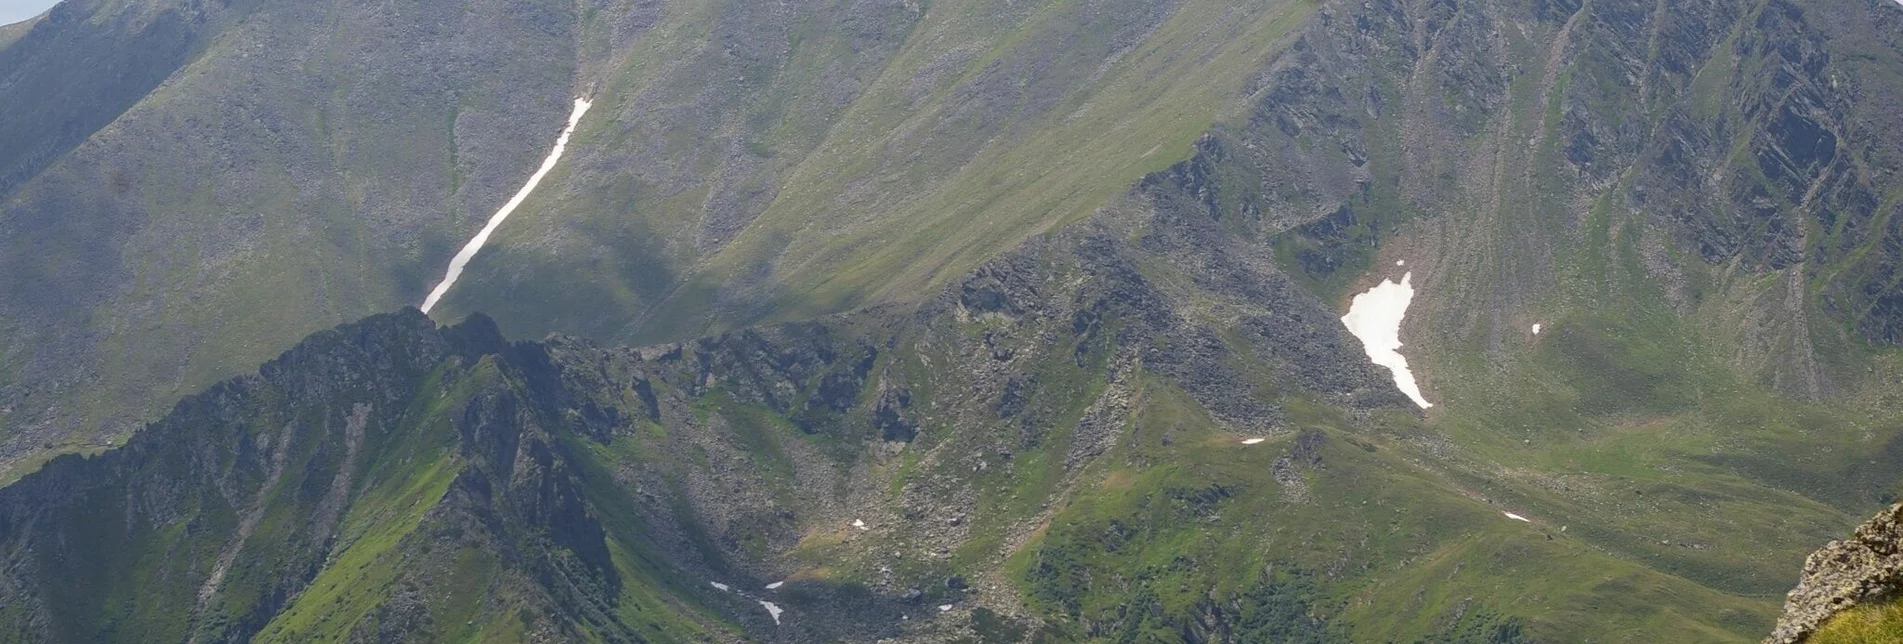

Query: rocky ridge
[0,155,1823,639]
[0,182,1420,641]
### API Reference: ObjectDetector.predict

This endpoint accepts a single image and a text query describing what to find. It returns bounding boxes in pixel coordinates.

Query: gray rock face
[1767,503,1903,644]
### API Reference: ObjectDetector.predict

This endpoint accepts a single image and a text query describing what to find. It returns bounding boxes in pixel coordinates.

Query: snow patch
[710,581,731,592]
[1503,512,1530,523]
[1241,438,1266,445]
[760,601,784,624]
[852,519,868,531]
[938,604,954,613]
[420,97,593,314]
[765,581,784,590]
[1531,323,1542,335]
[1341,272,1432,408]
[1396,260,1405,266]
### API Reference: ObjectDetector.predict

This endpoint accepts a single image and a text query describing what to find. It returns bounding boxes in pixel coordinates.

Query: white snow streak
[1504,512,1530,523]
[1341,272,1432,409]
[712,579,783,623]
[765,581,784,590]
[419,97,593,314]
[1241,438,1266,445]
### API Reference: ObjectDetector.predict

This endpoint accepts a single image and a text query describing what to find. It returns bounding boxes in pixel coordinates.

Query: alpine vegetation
[1,0,1902,642]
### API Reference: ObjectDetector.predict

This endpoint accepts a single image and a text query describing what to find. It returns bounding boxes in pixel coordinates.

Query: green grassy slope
[0,312,743,643]
[0,0,1900,640]
[436,0,1319,343]
[493,178,1812,641]
[0,0,1322,484]
[0,0,585,478]
[1238,0,1903,635]
[1809,597,1903,644]
[0,182,1885,642]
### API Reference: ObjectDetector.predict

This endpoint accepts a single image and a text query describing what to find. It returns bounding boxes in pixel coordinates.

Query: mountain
[4,0,1903,641]
[0,245,1749,642]
[0,0,1332,478]
[0,0,584,473]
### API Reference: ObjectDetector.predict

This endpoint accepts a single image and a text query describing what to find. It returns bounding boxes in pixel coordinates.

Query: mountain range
[3,0,1903,641]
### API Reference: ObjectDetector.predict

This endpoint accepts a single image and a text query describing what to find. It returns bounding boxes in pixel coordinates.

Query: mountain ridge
[0,174,1810,640]
[4,0,1903,641]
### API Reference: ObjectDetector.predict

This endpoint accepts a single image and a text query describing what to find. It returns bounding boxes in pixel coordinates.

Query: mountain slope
[0,0,588,476]
[6,0,1899,489]
[3,0,1903,641]
[434,0,1319,343]
[0,0,1324,481]
[0,178,1824,641]
[1242,0,1903,617]
[0,311,739,643]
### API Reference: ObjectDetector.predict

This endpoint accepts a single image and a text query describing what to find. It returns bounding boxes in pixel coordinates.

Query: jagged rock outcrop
[1768,503,1903,644]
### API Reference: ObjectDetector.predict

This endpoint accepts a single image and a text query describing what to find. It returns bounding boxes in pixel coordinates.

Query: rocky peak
[1768,502,1903,643]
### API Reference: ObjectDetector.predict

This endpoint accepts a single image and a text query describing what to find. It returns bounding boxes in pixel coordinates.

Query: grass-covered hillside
[0,0,587,478]
[0,0,1328,481]
[436,0,1321,344]
[4,0,1900,496]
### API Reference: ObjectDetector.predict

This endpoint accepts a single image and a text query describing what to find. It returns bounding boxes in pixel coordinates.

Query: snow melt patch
[938,604,954,613]
[1241,438,1266,445]
[1531,323,1542,335]
[710,581,731,592]
[765,581,784,590]
[1504,512,1530,523]
[419,97,593,314]
[852,519,868,531]
[760,601,784,625]
[1341,272,1432,408]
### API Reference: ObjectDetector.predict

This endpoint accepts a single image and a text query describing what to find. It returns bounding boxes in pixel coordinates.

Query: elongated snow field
[420,97,593,314]
[1341,272,1432,409]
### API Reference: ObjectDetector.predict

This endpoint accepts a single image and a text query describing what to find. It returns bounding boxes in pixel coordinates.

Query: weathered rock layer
[1769,503,1903,644]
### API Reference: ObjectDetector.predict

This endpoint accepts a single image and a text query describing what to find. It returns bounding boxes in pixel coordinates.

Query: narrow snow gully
[1341,271,1432,409]
[419,96,593,314]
